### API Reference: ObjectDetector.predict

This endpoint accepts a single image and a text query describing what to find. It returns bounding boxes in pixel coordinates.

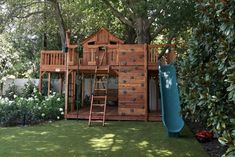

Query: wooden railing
[40,51,65,66]
[82,45,119,66]
[148,45,158,64]
[147,44,176,65]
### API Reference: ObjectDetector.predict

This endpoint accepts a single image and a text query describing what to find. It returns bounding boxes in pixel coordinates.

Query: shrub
[0,80,65,126]
[0,97,19,126]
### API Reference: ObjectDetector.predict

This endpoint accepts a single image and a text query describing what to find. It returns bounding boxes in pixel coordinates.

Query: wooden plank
[81,73,84,107]
[38,71,42,93]
[64,53,69,119]
[47,72,51,96]
[144,44,148,121]
[118,108,145,116]
[59,73,62,95]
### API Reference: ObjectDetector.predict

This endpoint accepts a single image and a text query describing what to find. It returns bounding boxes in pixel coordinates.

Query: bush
[178,1,235,156]
[0,97,18,126]
[0,80,65,126]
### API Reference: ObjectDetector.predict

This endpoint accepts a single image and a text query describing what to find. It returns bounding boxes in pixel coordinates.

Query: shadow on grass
[0,120,208,157]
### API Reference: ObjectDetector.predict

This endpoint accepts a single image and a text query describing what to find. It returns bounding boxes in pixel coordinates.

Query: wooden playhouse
[39,28,175,122]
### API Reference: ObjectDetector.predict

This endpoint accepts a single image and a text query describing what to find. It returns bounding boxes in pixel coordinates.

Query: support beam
[59,73,62,95]
[65,53,69,119]
[47,72,51,96]
[73,71,76,111]
[81,73,84,107]
[39,71,42,93]
[39,71,46,93]
[144,44,148,121]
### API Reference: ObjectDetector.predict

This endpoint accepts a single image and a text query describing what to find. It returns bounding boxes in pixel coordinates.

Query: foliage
[0,81,64,126]
[178,1,235,156]
[219,119,235,157]
[0,34,19,82]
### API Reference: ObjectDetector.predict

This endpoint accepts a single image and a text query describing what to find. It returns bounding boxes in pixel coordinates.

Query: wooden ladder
[88,66,109,126]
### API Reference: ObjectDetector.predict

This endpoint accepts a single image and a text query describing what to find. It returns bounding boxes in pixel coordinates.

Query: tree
[101,0,195,44]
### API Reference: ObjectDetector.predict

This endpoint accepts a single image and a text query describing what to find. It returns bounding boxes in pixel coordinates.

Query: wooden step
[94,89,106,91]
[96,81,107,84]
[93,96,106,99]
[92,104,105,107]
[96,74,108,77]
[90,120,103,123]
[92,112,104,114]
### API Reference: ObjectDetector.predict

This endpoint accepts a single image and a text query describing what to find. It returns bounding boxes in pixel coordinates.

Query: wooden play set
[39,28,175,125]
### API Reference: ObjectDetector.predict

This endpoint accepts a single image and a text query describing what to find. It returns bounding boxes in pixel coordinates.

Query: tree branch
[102,0,134,28]
[150,24,166,40]
[13,11,44,18]
[158,34,175,59]
[149,10,160,24]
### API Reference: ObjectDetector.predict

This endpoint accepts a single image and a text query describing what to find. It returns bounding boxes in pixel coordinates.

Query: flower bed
[0,81,64,126]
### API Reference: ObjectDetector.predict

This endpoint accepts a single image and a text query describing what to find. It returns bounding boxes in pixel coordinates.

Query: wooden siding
[118,45,146,116]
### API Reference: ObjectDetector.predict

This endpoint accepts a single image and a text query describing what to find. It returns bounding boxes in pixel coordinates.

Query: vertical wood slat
[40,51,66,66]
[47,72,51,96]
[144,44,148,121]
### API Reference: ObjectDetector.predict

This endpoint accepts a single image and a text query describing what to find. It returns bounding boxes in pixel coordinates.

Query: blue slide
[158,64,184,136]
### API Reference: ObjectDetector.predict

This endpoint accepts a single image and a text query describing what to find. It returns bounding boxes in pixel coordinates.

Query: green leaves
[178,1,235,156]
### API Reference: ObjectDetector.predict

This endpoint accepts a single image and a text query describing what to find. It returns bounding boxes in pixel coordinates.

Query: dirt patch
[185,119,227,157]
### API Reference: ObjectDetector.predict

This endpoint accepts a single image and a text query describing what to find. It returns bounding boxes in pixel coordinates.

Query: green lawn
[0,120,208,157]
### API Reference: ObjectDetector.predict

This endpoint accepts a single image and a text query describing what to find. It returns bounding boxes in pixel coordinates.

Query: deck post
[73,71,76,111]
[39,71,42,93]
[59,73,62,95]
[47,72,51,96]
[144,44,148,121]
[81,73,84,107]
[65,53,69,119]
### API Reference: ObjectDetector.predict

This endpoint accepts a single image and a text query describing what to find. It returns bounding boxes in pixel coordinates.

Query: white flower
[38,107,41,110]
[59,108,63,111]
[9,101,14,105]
[13,95,17,98]
[61,112,64,115]
[41,113,45,117]
[57,98,60,101]
[28,97,33,101]
[33,88,37,93]
[57,116,60,120]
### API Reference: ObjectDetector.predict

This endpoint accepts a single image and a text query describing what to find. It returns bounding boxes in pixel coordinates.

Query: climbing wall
[118,45,147,115]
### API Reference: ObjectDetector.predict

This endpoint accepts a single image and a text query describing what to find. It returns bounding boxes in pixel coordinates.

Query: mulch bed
[185,119,227,157]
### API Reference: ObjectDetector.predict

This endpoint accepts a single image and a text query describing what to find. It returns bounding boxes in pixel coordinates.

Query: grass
[0,120,208,157]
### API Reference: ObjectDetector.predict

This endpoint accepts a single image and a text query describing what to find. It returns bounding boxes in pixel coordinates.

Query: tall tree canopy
[101,0,195,43]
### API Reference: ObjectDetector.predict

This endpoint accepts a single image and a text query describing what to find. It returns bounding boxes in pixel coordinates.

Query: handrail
[40,51,65,66]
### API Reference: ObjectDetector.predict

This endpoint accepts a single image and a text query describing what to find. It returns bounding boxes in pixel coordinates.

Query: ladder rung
[94,89,106,91]
[93,96,106,99]
[93,104,105,107]
[91,120,103,123]
[96,81,107,83]
[96,74,108,76]
[92,112,104,114]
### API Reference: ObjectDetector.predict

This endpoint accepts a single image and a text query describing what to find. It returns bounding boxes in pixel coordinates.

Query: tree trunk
[49,0,66,49]
[124,24,136,44]
[135,18,151,44]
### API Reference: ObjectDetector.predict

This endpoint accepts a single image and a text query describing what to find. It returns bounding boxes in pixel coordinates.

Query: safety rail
[40,51,65,66]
